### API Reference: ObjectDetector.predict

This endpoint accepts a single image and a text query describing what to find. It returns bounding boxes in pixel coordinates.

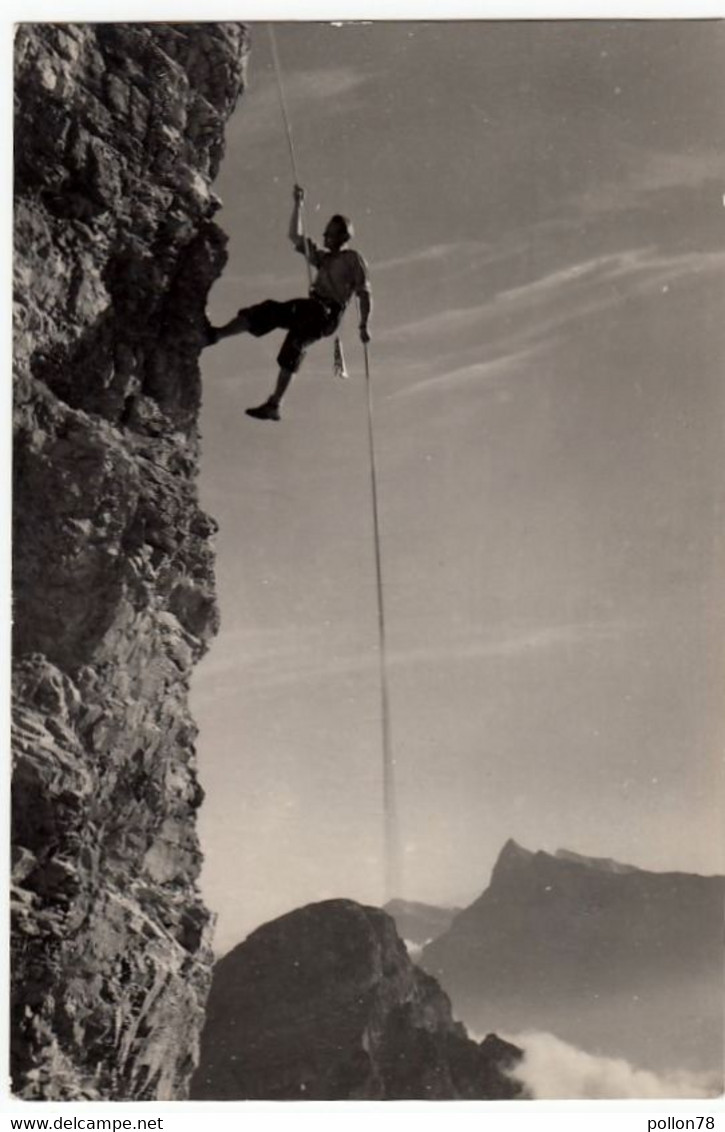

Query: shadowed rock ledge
[12,22,248,1100]
[191,900,525,1100]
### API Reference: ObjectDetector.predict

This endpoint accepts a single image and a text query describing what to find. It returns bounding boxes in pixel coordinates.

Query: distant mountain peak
[383,898,461,946]
[489,839,536,883]
[493,840,640,880]
[554,848,639,875]
[384,897,460,917]
[421,843,725,1076]
[498,838,535,864]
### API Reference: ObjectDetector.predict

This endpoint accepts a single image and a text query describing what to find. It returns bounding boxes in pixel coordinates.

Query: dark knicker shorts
[238,296,343,373]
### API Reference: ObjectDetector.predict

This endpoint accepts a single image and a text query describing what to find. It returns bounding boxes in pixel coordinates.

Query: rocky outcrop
[191,900,525,1100]
[421,840,725,1074]
[12,23,248,1099]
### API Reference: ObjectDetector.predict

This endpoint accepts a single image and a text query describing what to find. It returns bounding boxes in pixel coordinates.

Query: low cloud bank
[499,1031,722,1100]
[403,938,431,959]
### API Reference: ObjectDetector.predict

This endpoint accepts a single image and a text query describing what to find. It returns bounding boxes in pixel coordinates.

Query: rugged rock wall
[12,23,248,1100]
[191,900,525,1100]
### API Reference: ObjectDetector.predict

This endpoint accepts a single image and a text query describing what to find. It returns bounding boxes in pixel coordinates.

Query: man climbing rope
[205,185,372,421]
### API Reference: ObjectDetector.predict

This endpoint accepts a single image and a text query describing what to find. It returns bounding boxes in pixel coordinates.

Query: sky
[190,20,725,955]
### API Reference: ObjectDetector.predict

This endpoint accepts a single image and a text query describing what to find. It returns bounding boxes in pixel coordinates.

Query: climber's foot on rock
[203,317,219,346]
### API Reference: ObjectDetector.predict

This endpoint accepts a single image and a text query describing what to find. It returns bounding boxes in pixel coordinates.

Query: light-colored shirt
[298,238,371,309]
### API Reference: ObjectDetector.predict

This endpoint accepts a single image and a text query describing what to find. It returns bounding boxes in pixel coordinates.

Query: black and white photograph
[10,13,725,1115]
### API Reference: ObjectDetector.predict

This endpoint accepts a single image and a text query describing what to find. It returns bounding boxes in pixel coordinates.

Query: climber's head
[323,214,353,250]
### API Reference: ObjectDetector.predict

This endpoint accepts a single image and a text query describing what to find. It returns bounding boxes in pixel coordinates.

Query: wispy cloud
[498,247,725,307]
[392,348,539,399]
[506,1031,722,1100]
[387,247,725,343]
[632,147,725,194]
[495,253,638,306]
[378,301,493,347]
[471,621,628,658]
[373,240,494,275]
[379,246,725,389]
[193,619,631,702]
[235,66,371,138]
[576,144,725,217]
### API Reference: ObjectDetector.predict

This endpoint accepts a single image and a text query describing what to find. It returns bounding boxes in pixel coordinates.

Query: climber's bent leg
[205,299,300,347]
[245,302,340,421]
[271,367,294,405]
[211,311,251,341]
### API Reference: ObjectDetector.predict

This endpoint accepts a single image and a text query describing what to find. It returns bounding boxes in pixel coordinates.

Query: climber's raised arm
[288,184,322,269]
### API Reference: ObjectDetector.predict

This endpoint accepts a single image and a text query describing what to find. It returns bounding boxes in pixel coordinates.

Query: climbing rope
[268,24,401,900]
[267,24,313,291]
[363,341,402,902]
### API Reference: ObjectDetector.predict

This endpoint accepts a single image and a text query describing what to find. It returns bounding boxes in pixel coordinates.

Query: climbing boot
[245,400,281,422]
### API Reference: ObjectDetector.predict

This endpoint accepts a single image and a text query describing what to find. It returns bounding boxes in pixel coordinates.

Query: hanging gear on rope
[333,335,349,380]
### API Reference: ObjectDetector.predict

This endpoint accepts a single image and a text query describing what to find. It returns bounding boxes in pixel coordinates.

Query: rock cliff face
[12,23,248,1100]
[191,900,525,1100]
